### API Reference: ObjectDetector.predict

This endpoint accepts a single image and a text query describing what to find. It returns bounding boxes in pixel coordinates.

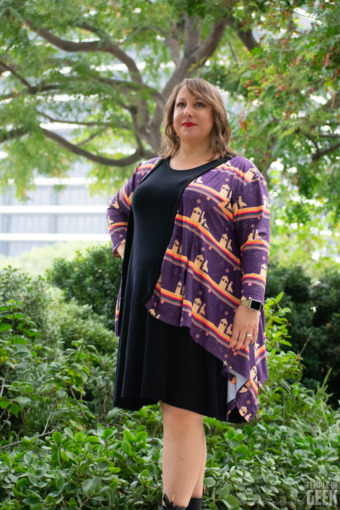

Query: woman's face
[172,86,214,146]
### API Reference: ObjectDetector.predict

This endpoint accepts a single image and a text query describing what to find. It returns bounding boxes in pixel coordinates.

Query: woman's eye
[196,102,206,107]
[177,102,185,107]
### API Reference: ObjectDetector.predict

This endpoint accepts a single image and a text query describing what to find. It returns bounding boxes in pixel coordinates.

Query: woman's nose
[184,104,193,116]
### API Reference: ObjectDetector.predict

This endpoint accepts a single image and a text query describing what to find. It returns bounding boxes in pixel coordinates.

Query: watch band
[240,299,263,311]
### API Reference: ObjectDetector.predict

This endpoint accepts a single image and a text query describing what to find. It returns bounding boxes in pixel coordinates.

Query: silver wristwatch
[240,298,263,311]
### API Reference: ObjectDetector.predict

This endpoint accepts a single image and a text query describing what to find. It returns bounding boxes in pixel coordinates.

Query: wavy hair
[159,78,235,159]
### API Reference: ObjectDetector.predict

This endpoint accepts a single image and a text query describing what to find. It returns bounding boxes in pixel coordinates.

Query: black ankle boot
[187,497,203,509]
[161,493,187,509]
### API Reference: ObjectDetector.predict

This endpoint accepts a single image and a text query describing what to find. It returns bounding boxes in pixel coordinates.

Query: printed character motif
[220,183,231,199]
[193,297,202,313]
[247,229,262,242]
[202,260,208,273]
[198,303,206,316]
[244,167,257,180]
[172,239,183,255]
[239,406,248,417]
[191,206,202,222]
[250,366,258,384]
[108,198,120,209]
[199,212,208,229]
[238,196,247,208]
[219,275,229,290]
[263,195,270,209]
[218,318,229,334]
[239,381,251,393]
[220,233,228,247]
[260,264,267,278]
[149,309,160,319]
[175,281,184,295]
[193,254,205,270]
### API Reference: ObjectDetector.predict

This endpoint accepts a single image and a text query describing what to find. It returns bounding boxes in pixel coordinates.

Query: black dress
[114,158,243,422]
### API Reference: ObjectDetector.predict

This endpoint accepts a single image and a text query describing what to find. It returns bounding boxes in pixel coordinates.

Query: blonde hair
[159,78,235,159]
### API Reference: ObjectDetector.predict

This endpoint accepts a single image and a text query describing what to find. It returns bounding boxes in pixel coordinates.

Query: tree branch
[94,76,164,105]
[37,110,113,128]
[303,132,320,153]
[312,141,340,161]
[73,20,151,130]
[191,19,229,70]
[77,128,108,147]
[0,60,32,89]
[183,16,202,58]
[165,36,181,68]
[323,91,340,110]
[0,128,28,143]
[158,14,231,125]
[0,83,61,102]
[318,133,340,139]
[235,25,260,52]
[25,20,143,84]
[41,128,155,166]
[297,128,340,161]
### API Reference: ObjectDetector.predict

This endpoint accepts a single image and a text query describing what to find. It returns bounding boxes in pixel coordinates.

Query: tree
[0,0,339,222]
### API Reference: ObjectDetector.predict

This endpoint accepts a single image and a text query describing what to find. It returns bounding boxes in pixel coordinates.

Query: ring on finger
[246,333,253,337]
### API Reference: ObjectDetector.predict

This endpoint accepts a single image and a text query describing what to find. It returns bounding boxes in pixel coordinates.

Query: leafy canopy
[0,0,339,227]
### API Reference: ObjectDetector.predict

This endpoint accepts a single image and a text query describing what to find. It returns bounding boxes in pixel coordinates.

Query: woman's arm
[229,158,270,352]
[106,162,142,258]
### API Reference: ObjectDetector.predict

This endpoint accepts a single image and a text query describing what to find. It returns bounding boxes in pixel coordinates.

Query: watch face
[250,299,262,311]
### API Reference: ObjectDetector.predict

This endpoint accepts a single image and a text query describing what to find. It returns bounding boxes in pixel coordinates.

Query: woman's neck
[176,142,213,161]
[170,145,216,170]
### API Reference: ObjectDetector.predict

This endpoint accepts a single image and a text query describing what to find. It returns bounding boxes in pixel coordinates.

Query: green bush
[265,263,340,407]
[0,267,54,344]
[55,299,117,354]
[46,244,122,331]
[0,268,117,429]
[0,289,339,509]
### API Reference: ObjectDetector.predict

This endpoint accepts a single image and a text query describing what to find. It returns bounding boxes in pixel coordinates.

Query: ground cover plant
[0,268,339,509]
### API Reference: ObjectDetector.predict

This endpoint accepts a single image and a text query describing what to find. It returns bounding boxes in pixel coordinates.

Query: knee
[161,402,203,432]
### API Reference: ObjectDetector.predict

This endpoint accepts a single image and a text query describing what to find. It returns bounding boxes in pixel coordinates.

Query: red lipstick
[182,122,196,127]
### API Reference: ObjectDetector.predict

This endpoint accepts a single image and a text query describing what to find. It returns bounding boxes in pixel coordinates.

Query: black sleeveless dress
[114,158,243,422]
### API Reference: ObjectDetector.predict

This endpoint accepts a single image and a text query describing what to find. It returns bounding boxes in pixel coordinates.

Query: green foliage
[0,267,54,343]
[0,290,339,509]
[1,0,339,234]
[53,299,116,353]
[265,263,340,407]
[0,300,105,437]
[0,242,100,277]
[46,244,122,331]
[204,1,340,218]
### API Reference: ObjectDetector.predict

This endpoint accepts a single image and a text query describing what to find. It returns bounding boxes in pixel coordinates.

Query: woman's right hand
[117,241,126,258]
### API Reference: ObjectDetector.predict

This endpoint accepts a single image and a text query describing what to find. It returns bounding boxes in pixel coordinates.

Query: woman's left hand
[229,305,260,353]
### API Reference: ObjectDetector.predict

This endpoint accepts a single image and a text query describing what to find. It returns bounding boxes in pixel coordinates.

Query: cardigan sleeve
[231,158,270,304]
[106,162,142,257]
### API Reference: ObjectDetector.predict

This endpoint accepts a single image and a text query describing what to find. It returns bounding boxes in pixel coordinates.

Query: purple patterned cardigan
[107,155,270,422]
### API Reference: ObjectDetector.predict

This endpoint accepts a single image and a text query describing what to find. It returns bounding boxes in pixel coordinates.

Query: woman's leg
[161,402,206,507]
[191,425,206,498]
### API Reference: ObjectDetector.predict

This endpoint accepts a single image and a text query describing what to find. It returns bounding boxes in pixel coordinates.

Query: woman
[107,78,270,509]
